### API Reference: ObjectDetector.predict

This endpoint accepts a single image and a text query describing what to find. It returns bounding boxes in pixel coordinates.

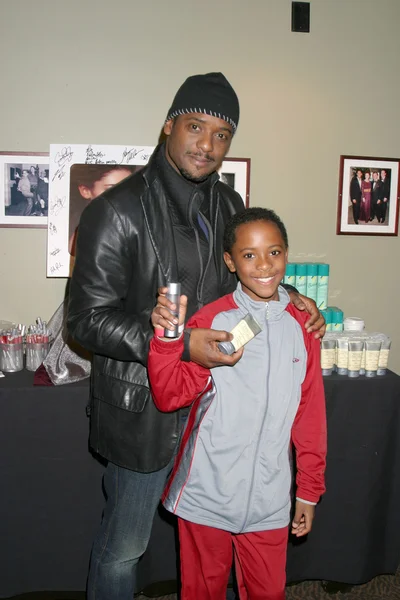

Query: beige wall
[1,0,399,372]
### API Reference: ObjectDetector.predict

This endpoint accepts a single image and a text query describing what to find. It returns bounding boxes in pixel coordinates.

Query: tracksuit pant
[178,518,288,600]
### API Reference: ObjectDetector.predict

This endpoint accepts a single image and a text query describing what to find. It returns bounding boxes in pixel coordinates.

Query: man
[67,72,325,600]
[349,168,363,224]
[37,170,49,216]
[380,169,390,223]
[371,170,382,222]
[17,169,34,215]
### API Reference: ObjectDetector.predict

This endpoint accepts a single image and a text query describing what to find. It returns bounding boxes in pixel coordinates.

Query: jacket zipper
[240,302,270,532]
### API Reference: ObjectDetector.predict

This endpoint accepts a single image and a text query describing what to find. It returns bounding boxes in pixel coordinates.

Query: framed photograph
[47,144,251,277]
[218,157,251,207]
[0,151,50,228]
[47,144,154,277]
[337,155,400,236]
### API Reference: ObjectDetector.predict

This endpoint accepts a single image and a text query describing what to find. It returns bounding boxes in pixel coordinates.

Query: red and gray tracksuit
[148,283,327,599]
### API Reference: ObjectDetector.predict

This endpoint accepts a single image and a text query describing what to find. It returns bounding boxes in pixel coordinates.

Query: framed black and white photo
[337,155,400,236]
[0,151,50,227]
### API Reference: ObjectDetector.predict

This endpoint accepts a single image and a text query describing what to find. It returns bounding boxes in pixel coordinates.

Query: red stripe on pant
[178,518,288,600]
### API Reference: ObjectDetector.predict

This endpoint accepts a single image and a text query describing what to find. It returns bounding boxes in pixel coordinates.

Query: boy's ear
[223,251,236,273]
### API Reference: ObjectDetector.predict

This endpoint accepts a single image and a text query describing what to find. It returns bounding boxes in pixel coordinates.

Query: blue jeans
[87,459,173,600]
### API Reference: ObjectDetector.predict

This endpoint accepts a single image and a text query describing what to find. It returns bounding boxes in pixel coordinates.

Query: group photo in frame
[0,151,50,228]
[337,155,400,236]
[47,143,251,277]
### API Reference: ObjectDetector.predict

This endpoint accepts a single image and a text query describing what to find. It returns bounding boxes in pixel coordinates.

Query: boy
[148,207,327,600]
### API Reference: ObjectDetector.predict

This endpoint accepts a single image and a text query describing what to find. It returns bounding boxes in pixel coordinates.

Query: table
[1,369,400,597]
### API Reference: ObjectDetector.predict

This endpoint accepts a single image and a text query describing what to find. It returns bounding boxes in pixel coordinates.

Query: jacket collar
[139,143,220,286]
[153,143,219,225]
[233,282,290,326]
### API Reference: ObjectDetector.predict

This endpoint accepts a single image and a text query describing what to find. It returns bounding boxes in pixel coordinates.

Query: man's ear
[163,119,174,137]
[78,185,92,200]
[224,251,236,273]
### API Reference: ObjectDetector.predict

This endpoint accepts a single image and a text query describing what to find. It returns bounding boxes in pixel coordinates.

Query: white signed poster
[47,144,250,277]
[47,144,154,277]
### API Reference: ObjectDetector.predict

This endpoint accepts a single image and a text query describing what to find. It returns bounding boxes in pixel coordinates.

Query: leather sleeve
[67,194,152,366]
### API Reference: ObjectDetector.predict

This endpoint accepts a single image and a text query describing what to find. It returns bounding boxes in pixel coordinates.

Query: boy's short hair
[223,207,289,253]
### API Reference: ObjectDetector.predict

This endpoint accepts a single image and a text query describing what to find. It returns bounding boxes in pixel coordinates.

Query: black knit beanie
[165,72,240,134]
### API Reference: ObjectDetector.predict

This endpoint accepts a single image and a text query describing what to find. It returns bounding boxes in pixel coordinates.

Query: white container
[343,317,365,332]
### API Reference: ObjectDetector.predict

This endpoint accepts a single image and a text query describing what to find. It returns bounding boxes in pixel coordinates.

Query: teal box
[284,263,296,287]
[295,263,307,296]
[317,263,330,310]
[306,263,318,303]
[321,308,333,332]
[330,306,344,332]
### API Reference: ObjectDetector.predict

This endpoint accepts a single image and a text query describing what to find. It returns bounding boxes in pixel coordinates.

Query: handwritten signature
[85,145,106,164]
[52,166,66,182]
[52,146,74,182]
[49,196,66,217]
[120,147,151,164]
[55,146,74,168]
[50,248,61,257]
[50,261,63,275]
[48,222,58,235]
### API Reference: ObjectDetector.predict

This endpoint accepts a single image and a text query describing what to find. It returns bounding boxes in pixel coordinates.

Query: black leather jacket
[67,144,244,472]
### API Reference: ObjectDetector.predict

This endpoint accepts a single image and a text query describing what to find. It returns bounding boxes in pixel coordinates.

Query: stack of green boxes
[283,262,343,331]
[322,307,344,332]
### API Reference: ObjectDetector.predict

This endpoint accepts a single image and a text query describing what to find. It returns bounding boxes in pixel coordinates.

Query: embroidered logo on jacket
[292,357,300,363]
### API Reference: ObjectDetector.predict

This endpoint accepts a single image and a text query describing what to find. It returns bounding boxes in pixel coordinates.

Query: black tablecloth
[1,369,400,597]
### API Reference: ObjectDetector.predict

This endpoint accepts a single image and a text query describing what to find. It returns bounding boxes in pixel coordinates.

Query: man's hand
[189,328,243,369]
[291,501,315,537]
[288,292,326,339]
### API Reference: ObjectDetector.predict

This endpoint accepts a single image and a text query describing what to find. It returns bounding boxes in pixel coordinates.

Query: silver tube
[377,336,391,376]
[321,338,336,376]
[365,339,382,378]
[336,337,349,375]
[164,282,181,339]
[347,340,364,378]
[359,343,366,375]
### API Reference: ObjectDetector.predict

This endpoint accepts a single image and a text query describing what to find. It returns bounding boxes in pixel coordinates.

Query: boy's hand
[288,292,326,339]
[291,501,315,537]
[189,328,244,368]
[151,287,188,336]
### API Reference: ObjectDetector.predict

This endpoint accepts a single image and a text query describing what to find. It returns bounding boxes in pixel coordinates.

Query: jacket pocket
[92,371,150,413]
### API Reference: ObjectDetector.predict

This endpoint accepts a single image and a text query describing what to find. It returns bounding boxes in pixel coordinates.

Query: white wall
[1,0,399,371]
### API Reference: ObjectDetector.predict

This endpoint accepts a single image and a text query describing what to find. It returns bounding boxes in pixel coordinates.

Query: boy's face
[224,220,288,303]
